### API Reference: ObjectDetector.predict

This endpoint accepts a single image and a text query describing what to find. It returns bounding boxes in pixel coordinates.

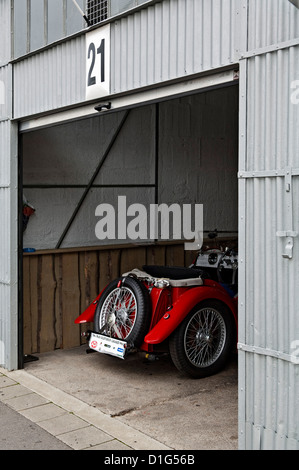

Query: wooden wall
[23,242,196,355]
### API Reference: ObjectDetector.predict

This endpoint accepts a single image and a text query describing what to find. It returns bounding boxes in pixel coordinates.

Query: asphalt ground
[0,345,238,452]
[0,400,71,450]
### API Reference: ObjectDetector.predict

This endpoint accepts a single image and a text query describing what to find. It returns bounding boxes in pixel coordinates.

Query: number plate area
[89,332,127,359]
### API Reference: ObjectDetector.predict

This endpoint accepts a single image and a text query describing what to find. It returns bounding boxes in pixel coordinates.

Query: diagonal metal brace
[56,110,130,248]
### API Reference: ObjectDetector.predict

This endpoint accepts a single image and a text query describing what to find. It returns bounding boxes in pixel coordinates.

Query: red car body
[75,254,238,378]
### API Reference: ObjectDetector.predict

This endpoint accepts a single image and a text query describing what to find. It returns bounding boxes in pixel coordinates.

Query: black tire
[94,276,151,348]
[169,300,235,378]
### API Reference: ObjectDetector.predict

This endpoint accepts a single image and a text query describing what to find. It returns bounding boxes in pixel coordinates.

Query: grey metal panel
[0,66,12,123]
[0,3,14,368]
[247,0,299,52]
[246,49,299,172]
[0,187,11,286]
[0,120,18,371]
[0,0,19,370]
[0,120,11,189]
[110,0,239,94]
[238,41,299,449]
[0,0,15,370]
[0,283,12,369]
[0,0,11,66]
[14,35,86,119]
[243,355,299,449]
[14,0,242,119]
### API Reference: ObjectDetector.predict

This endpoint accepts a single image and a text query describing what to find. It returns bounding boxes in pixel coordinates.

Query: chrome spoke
[99,287,137,340]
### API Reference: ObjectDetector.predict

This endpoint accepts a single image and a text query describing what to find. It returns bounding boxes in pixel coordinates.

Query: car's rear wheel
[169,300,235,378]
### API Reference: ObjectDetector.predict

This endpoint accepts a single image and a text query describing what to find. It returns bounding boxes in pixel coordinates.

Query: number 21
[87,39,105,86]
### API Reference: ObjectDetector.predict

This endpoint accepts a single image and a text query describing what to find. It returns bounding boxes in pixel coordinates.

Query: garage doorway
[20,83,239,360]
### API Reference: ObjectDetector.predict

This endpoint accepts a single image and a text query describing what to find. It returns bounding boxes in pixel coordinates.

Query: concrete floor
[21,345,238,450]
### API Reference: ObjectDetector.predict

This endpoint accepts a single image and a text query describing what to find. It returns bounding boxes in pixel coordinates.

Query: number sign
[86,25,110,101]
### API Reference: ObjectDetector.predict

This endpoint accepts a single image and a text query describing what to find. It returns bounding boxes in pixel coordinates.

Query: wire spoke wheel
[100,287,137,339]
[94,276,151,348]
[169,300,235,378]
[184,307,226,368]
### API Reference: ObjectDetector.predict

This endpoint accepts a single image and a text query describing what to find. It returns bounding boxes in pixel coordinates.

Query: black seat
[142,265,206,280]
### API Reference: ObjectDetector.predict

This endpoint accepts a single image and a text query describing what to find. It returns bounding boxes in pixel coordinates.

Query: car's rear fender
[143,283,237,345]
[74,291,104,324]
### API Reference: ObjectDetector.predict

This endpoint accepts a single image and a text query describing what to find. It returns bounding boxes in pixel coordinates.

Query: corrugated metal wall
[238,0,299,450]
[13,35,86,119]
[110,0,239,93]
[248,0,299,49]
[13,0,242,119]
[0,0,19,371]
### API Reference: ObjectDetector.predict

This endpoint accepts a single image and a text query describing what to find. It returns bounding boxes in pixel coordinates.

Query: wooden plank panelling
[79,251,100,342]
[146,245,166,266]
[166,244,185,267]
[120,246,147,274]
[22,242,189,354]
[99,249,120,291]
[23,256,31,355]
[29,256,39,353]
[37,254,57,353]
[59,253,81,349]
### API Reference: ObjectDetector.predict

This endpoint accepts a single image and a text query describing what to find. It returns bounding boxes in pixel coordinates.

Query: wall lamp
[94,102,112,112]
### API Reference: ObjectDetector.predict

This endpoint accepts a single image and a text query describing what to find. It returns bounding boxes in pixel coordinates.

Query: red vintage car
[75,238,238,379]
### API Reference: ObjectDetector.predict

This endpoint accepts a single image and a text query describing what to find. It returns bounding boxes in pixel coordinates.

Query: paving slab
[37,412,90,435]
[56,425,116,450]
[0,400,71,450]
[1,345,238,450]
[0,365,170,450]
[4,392,49,411]
[20,402,67,422]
